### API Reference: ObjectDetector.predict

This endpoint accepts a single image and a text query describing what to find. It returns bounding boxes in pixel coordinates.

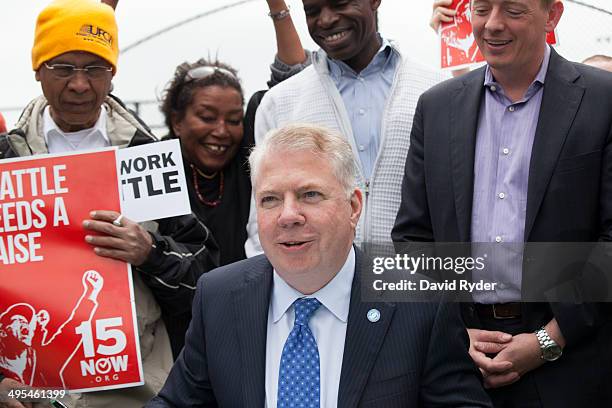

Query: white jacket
[246,42,446,255]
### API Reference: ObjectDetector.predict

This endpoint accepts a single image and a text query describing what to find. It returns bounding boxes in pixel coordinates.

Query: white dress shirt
[265,247,355,408]
[43,106,110,153]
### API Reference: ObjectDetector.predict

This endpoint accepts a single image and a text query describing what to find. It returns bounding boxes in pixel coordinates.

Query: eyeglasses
[43,62,113,79]
[184,66,238,83]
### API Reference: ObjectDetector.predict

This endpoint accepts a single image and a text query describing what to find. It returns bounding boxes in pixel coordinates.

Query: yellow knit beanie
[32,0,119,72]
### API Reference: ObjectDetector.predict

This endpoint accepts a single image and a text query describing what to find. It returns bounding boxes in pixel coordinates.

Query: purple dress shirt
[471,46,552,303]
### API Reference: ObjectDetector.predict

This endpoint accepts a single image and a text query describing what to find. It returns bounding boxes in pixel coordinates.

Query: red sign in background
[441,0,559,69]
[0,149,142,392]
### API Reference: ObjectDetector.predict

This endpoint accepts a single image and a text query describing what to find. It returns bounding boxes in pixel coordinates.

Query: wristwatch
[535,327,563,361]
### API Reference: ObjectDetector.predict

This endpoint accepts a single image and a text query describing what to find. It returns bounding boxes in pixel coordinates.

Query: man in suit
[147,124,491,407]
[392,0,612,406]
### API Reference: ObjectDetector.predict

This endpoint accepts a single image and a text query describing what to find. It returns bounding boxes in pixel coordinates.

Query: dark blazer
[392,49,612,406]
[147,249,491,407]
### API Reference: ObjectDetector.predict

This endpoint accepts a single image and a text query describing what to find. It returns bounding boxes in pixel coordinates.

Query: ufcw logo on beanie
[78,24,114,47]
[32,0,119,72]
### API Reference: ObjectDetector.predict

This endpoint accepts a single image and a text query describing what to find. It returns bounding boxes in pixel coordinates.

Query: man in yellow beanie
[31,0,119,73]
[0,1,218,407]
[30,0,118,137]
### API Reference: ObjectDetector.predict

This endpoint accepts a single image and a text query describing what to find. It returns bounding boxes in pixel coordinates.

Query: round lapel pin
[367,308,381,323]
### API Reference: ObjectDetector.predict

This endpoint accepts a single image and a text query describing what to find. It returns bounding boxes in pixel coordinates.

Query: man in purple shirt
[393,0,612,406]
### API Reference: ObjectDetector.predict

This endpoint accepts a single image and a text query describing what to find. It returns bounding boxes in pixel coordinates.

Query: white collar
[271,246,355,324]
[43,106,110,150]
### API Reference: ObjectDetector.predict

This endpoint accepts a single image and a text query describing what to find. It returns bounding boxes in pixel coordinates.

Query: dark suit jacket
[392,49,612,406]
[147,249,491,407]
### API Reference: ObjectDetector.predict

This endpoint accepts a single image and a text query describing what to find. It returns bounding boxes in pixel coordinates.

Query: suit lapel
[450,69,486,241]
[338,251,396,408]
[524,50,584,239]
[232,256,272,407]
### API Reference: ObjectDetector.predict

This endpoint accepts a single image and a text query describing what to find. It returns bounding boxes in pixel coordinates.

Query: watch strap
[535,327,562,361]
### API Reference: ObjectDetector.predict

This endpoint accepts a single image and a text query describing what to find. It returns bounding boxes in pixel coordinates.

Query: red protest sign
[0,149,143,393]
[440,0,559,69]
[440,0,483,70]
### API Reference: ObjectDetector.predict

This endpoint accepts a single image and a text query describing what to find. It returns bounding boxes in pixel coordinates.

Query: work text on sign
[120,152,181,199]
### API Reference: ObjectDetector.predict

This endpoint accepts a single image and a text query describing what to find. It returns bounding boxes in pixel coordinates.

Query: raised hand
[82,270,104,301]
[430,0,457,32]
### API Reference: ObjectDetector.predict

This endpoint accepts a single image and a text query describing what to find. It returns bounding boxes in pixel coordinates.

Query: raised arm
[265,0,312,88]
[267,0,306,65]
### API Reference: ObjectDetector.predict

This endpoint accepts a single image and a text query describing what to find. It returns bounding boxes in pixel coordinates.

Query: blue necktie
[277,297,322,408]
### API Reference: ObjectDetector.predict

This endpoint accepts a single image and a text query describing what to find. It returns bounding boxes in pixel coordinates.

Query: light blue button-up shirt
[471,46,551,303]
[265,247,355,408]
[327,36,400,179]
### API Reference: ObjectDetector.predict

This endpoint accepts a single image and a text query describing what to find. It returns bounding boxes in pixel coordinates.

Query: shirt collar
[43,105,110,147]
[328,35,393,80]
[271,246,355,324]
[484,44,551,90]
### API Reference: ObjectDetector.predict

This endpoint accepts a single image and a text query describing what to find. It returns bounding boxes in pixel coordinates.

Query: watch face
[543,344,563,361]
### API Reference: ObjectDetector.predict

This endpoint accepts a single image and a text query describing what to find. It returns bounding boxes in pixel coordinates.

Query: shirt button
[508,106,515,112]
[495,236,503,243]
[503,148,510,155]
[358,145,365,151]
[498,192,506,199]
[490,85,497,92]
[358,108,366,115]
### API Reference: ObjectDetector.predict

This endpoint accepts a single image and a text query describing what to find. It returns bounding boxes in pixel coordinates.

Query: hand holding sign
[1,144,188,391]
[83,211,153,266]
[439,0,558,69]
[1,150,143,391]
[430,0,456,31]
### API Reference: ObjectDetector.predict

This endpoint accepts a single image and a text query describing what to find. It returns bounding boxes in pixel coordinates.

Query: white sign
[117,139,190,222]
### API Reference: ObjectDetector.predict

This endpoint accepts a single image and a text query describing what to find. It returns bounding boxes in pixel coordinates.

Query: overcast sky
[2,0,611,131]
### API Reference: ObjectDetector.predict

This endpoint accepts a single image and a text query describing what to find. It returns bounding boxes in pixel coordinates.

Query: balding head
[583,55,612,73]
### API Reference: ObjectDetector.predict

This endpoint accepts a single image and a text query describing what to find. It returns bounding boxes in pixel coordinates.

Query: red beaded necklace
[191,164,224,207]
